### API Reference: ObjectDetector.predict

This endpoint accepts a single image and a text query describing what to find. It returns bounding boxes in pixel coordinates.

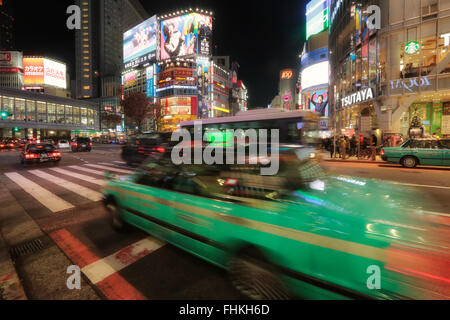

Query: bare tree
[121,93,150,133]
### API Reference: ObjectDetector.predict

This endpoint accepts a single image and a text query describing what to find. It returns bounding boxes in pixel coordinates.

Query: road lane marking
[114,161,126,165]
[81,237,165,284]
[29,170,103,202]
[390,182,450,190]
[86,163,134,175]
[69,165,105,176]
[4,172,74,213]
[49,168,105,186]
[50,229,149,300]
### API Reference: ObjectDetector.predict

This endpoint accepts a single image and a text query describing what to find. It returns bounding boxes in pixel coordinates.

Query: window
[439,140,450,149]
[73,107,80,124]
[65,106,73,124]
[37,101,47,123]
[88,109,94,126]
[57,104,65,124]
[1,96,14,120]
[81,108,88,125]
[15,99,25,121]
[48,103,56,123]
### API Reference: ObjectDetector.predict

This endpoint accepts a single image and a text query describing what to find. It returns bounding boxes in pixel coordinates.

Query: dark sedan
[20,143,61,166]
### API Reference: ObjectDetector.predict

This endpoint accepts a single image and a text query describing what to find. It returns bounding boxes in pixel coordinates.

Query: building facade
[0,51,23,89]
[330,0,450,141]
[0,0,14,51]
[0,87,100,140]
[74,0,148,132]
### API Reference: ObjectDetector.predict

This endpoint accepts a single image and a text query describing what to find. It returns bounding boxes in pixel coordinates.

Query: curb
[324,159,385,164]
[0,236,27,300]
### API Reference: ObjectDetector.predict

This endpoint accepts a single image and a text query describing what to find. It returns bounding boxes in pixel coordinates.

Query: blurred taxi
[103,146,450,300]
[382,138,450,168]
[20,142,61,166]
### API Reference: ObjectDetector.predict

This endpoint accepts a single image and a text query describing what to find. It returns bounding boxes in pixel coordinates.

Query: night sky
[12,0,307,107]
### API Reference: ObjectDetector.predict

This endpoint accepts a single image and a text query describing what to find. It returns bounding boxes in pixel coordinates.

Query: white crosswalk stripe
[49,168,106,186]
[69,165,106,176]
[29,170,103,202]
[86,163,134,175]
[4,172,75,213]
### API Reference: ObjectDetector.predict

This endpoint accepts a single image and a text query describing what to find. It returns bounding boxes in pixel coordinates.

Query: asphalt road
[0,145,449,300]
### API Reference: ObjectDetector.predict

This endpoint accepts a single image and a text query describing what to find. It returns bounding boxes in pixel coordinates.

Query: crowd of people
[321,134,392,160]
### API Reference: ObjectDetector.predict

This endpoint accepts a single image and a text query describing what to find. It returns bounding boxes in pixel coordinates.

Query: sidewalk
[0,181,29,300]
[322,153,385,164]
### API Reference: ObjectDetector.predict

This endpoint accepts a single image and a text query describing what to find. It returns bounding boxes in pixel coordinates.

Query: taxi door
[417,140,443,166]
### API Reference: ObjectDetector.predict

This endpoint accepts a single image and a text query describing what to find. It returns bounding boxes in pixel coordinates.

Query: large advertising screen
[306,0,329,40]
[301,61,329,90]
[23,57,45,85]
[160,13,213,60]
[309,89,329,117]
[23,58,66,89]
[123,15,157,70]
[0,51,23,73]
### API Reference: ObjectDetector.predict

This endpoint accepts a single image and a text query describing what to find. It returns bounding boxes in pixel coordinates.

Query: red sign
[0,52,11,62]
[0,67,18,73]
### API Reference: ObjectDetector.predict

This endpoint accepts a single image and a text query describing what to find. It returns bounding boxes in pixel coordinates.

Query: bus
[179,109,321,146]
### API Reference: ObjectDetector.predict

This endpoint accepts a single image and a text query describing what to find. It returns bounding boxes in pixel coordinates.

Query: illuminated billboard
[0,51,23,73]
[122,71,136,88]
[301,61,329,90]
[23,57,67,89]
[310,89,329,117]
[306,0,329,40]
[160,13,213,60]
[123,15,157,70]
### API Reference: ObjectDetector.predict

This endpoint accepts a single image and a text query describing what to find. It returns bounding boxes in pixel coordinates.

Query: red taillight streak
[25,154,39,159]
[153,147,165,153]
[386,266,450,285]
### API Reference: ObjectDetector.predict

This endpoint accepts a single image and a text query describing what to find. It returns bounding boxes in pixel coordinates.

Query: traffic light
[0,111,11,119]
[13,127,20,132]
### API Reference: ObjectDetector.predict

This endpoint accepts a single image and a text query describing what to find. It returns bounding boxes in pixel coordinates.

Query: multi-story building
[0,0,14,51]
[300,0,330,131]
[230,80,248,115]
[210,61,232,117]
[0,51,23,89]
[329,0,450,141]
[74,0,148,132]
[0,86,100,140]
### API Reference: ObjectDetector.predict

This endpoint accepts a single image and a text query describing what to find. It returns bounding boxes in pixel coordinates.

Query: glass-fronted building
[329,0,450,141]
[0,87,100,139]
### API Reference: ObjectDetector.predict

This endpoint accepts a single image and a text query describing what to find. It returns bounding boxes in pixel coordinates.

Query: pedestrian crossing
[3,162,136,214]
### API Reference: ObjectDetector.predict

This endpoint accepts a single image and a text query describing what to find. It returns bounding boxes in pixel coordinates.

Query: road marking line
[390,182,450,190]
[49,168,105,186]
[69,165,105,176]
[86,163,134,175]
[114,161,126,164]
[50,229,149,300]
[82,237,165,284]
[4,172,74,213]
[29,170,103,202]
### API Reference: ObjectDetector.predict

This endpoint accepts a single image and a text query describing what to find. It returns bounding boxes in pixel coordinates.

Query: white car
[58,140,70,149]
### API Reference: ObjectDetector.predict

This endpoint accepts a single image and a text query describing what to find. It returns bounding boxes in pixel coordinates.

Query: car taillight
[154,147,166,153]
[51,152,61,157]
[90,143,93,146]
[25,154,39,159]
[73,143,77,147]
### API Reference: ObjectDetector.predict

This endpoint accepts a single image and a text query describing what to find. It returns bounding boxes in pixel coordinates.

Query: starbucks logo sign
[405,41,420,54]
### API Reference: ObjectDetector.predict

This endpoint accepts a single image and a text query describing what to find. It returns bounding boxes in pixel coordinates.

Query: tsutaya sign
[341,88,374,107]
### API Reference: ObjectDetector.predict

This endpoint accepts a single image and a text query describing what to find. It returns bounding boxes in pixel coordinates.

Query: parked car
[103,146,450,300]
[381,138,450,168]
[58,140,71,149]
[20,143,61,166]
[121,132,175,167]
[72,137,92,152]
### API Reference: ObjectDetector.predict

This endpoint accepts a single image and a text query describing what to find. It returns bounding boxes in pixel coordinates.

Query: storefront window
[73,107,80,124]
[421,22,437,76]
[15,99,25,121]
[1,96,14,120]
[57,104,65,124]
[26,100,36,122]
[438,17,450,74]
[65,106,73,124]
[37,101,47,123]
[88,109,94,126]
[48,103,56,124]
[81,108,88,125]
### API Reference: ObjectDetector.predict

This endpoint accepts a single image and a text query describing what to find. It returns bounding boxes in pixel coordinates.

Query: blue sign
[146,78,154,98]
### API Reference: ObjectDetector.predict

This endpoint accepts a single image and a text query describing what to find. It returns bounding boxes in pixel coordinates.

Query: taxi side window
[439,140,450,149]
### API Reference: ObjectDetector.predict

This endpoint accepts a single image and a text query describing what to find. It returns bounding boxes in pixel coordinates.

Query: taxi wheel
[401,156,418,168]
[106,200,129,233]
[229,251,291,300]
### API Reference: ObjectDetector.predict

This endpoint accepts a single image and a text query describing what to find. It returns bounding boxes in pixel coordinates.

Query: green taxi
[103,147,450,300]
[382,139,450,168]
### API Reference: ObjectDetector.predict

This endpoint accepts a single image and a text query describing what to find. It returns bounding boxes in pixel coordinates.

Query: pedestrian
[350,136,357,158]
[339,136,347,160]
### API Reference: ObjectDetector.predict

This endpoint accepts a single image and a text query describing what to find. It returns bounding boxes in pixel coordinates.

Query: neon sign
[281,70,293,80]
